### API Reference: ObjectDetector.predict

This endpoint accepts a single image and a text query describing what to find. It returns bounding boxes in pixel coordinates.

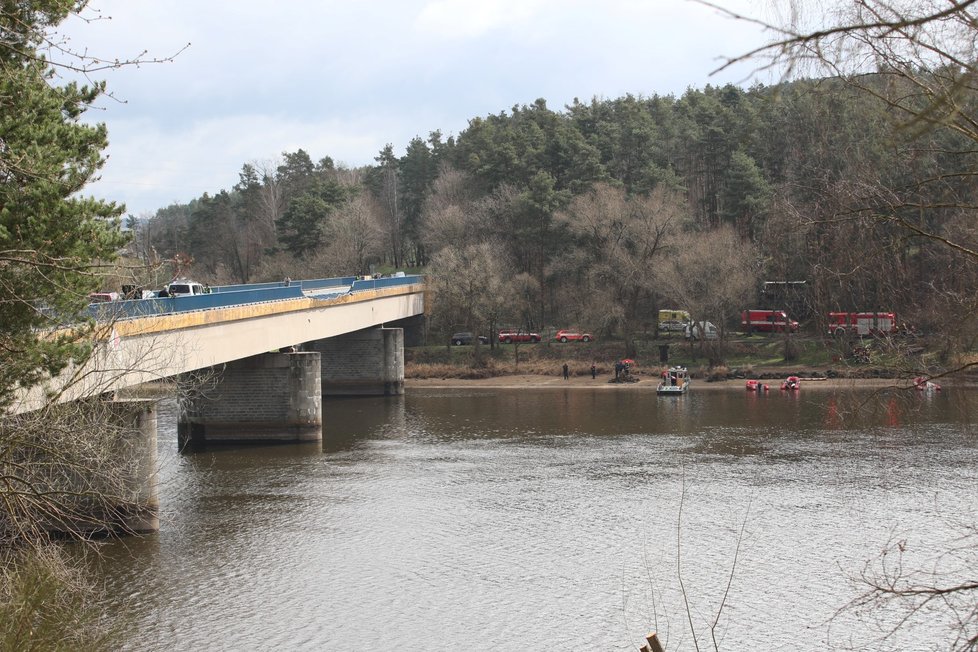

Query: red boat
[745,379,769,391]
[781,376,801,391]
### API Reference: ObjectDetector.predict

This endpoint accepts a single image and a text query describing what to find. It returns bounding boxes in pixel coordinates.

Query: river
[91,384,978,651]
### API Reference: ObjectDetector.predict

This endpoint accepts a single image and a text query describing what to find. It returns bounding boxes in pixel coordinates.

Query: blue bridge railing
[86,274,422,321]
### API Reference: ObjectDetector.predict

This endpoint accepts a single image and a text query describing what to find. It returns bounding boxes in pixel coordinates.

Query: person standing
[590,363,596,379]
[562,363,569,380]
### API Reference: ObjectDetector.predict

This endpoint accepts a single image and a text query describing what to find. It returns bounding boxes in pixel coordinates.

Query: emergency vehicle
[657,309,691,332]
[741,309,799,333]
[827,312,897,337]
[658,309,691,323]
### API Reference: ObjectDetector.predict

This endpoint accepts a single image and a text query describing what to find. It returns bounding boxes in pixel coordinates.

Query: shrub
[0,547,121,651]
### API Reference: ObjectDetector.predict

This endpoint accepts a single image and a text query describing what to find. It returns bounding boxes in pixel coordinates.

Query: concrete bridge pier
[25,399,159,537]
[107,399,160,534]
[310,326,404,396]
[177,351,323,449]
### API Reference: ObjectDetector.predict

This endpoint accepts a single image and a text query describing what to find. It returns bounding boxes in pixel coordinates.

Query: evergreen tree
[276,178,353,257]
[399,136,438,266]
[0,1,127,409]
[365,144,403,266]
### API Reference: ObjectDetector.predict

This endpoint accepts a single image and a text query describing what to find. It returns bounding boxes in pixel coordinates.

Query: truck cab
[165,280,205,297]
[741,309,799,333]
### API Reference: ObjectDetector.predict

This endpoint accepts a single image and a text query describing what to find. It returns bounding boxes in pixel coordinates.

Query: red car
[498,329,541,343]
[554,329,593,343]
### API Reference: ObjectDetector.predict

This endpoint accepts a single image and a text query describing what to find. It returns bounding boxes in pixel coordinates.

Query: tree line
[137,77,978,358]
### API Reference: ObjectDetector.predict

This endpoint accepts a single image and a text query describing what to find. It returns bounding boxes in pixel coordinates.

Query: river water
[92,384,978,651]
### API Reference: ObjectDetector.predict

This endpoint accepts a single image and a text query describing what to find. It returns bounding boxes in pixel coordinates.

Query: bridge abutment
[177,351,323,449]
[310,327,404,396]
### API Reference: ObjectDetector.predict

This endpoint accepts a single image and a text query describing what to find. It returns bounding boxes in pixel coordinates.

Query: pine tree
[0,1,128,409]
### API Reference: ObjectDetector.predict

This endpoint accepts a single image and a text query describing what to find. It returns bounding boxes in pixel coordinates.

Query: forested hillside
[138,77,978,355]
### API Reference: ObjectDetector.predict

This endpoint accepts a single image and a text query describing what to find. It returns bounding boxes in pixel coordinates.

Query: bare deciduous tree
[660,225,759,366]
[554,183,685,354]
[427,243,510,346]
[322,194,385,277]
[420,167,487,254]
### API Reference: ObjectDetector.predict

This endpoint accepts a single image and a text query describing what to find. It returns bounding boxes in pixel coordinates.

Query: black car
[451,332,489,345]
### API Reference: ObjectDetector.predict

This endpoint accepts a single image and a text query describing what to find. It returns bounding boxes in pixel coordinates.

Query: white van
[165,280,205,297]
[685,320,719,340]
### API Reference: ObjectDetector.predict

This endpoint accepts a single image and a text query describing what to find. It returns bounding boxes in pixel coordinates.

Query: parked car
[658,319,686,332]
[554,329,593,343]
[498,329,541,343]
[451,332,489,346]
[88,292,117,303]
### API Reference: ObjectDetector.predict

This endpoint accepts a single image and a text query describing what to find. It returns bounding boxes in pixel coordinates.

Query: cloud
[415,0,552,39]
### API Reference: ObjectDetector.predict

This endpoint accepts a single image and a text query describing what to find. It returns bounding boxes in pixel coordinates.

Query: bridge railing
[87,286,306,321]
[210,276,358,294]
[349,275,423,292]
[86,274,423,322]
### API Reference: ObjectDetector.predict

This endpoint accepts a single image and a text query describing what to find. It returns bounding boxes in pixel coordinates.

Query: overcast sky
[59,1,775,217]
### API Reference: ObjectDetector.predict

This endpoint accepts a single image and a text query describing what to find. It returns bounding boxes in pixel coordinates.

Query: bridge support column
[178,351,322,449]
[311,327,404,396]
[107,399,160,534]
[45,399,159,536]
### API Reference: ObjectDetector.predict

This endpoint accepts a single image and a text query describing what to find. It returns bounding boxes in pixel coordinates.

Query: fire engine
[741,309,799,333]
[827,312,897,337]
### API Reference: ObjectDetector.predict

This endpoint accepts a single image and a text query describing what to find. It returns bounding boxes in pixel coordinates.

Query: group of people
[614,360,631,380]
[562,362,599,380]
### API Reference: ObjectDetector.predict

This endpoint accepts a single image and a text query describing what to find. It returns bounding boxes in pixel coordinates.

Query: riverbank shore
[405,373,913,391]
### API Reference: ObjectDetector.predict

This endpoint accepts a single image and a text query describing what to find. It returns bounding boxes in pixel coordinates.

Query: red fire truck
[827,312,897,337]
[741,309,799,333]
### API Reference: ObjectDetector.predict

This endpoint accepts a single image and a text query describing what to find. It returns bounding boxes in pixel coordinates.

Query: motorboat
[781,376,801,391]
[745,379,769,391]
[657,366,690,395]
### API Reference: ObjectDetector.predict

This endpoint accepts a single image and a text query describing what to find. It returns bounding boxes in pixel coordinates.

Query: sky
[58,1,776,218]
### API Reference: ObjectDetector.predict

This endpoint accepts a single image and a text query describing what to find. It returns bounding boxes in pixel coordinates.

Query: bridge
[15,274,426,535]
[18,274,424,411]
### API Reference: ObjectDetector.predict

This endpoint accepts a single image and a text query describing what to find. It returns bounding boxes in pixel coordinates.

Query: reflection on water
[91,386,978,651]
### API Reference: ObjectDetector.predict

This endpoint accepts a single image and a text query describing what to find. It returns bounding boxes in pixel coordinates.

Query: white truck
[164,279,206,297]
[685,320,718,340]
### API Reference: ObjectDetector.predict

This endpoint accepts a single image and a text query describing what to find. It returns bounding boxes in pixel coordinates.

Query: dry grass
[406,359,613,379]
[700,365,731,381]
